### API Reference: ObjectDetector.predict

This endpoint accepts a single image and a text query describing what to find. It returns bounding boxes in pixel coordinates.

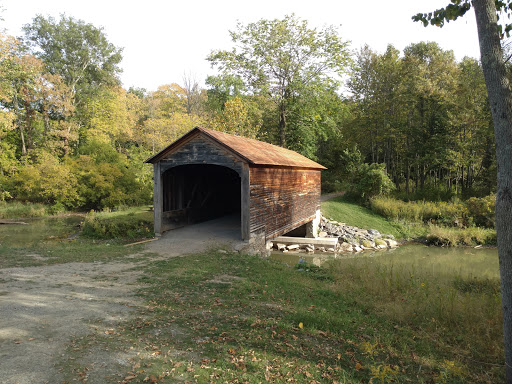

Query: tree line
[0,13,497,211]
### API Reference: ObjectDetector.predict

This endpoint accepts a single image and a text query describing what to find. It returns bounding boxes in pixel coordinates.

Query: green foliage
[413,0,512,37]
[81,207,153,239]
[465,194,496,227]
[208,14,351,151]
[353,163,395,200]
[7,151,80,208]
[345,42,494,199]
[23,14,123,96]
[70,142,152,210]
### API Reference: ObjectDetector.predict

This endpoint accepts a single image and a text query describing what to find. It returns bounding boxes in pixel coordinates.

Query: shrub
[465,194,495,228]
[7,151,80,209]
[81,207,154,239]
[425,225,496,246]
[354,163,395,199]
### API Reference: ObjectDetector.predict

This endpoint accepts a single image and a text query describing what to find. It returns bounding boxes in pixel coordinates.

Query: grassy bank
[322,195,497,246]
[81,206,154,239]
[321,196,404,239]
[0,213,148,269]
[0,212,503,381]
[0,201,56,219]
[61,250,503,383]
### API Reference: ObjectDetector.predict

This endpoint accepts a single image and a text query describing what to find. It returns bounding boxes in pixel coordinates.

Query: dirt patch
[0,261,143,384]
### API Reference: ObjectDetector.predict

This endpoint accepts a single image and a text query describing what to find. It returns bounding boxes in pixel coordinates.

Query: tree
[207,14,350,149]
[0,33,75,158]
[208,96,261,138]
[182,72,206,116]
[22,15,123,99]
[414,1,512,380]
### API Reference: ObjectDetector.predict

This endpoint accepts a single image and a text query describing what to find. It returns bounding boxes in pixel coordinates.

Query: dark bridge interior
[162,164,241,225]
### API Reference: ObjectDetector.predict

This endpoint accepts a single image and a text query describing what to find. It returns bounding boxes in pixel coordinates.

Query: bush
[81,207,154,239]
[4,144,153,212]
[371,195,496,229]
[353,163,395,199]
[465,194,495,228]
[7,151,80,209]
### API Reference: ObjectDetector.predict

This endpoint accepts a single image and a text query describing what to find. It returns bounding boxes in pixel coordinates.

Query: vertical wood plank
[153,162,162,236]
[241,163,250,240]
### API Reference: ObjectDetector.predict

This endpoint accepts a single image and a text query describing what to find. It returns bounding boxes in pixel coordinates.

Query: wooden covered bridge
[145,127,325,241]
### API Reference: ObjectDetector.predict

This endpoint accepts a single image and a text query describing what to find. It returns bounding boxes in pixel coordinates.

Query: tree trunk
[473,0,512,381]
[19,125,27,157]
[279,102,286,147]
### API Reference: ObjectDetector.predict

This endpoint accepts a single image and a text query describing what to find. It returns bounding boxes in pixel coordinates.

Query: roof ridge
[146,126,326,169]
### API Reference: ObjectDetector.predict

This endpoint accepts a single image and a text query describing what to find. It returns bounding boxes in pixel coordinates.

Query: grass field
[63,249,503,383]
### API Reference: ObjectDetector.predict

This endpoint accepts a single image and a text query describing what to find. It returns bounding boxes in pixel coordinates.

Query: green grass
[0,237,145,269]
[0,201,51,219]
[321,196,404,239]
[60,250,503,383]
[0,214,146,269]
[81,206,154,239]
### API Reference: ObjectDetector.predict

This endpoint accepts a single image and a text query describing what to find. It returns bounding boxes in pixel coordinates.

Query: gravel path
[0,260,143,384]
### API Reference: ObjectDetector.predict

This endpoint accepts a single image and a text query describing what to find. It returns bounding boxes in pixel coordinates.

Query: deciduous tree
[22,15,123,100]
[208,14,350,149]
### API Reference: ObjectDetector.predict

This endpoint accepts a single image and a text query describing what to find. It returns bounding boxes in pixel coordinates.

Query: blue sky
[2,0,481,92]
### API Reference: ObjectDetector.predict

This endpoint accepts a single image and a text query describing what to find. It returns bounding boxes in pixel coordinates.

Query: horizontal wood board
[249,167,321,239]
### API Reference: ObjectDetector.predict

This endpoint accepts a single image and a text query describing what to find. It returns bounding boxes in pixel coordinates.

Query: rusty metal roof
[145,126,326,169]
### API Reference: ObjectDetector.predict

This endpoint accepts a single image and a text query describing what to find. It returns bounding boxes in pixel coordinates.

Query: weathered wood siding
[249,167,321,239]
[160,134,244,175]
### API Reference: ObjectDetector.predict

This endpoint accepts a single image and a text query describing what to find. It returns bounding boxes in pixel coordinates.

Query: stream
[0,215,84,247]
[270,243,499,279]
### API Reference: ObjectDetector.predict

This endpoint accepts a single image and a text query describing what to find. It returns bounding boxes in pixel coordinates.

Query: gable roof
[145,126,326,169]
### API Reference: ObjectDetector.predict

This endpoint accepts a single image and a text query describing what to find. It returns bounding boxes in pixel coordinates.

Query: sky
[1,0,481,92]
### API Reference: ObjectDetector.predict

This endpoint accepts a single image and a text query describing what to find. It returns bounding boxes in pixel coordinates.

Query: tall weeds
[370,195,496,228]
[328,257,503,377]
[81,207,154,239]
[0,201,50,219]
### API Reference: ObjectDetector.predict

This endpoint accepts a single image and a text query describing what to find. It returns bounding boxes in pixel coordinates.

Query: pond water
[0,215,84,247]
[271,243,499,279]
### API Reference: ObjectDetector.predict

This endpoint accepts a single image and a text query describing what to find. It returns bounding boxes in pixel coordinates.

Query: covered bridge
[145,127,326,241]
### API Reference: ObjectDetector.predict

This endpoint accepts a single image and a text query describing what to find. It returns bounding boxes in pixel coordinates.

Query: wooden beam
[153,162,162,236]
[241,163,250,240]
